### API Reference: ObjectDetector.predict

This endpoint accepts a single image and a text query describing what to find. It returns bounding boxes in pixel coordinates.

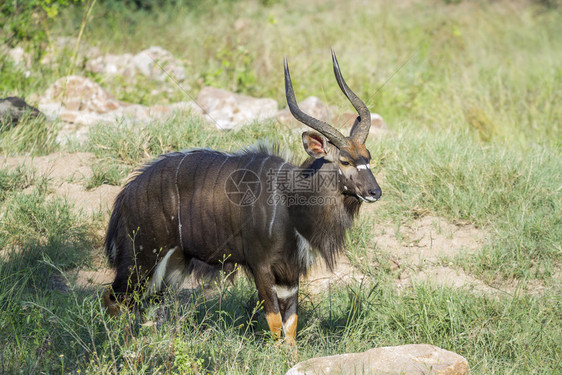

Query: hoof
[103,288,121,317]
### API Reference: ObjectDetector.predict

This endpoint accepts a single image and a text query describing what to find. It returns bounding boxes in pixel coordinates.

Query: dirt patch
[56,181,121,214]
[1,152,121,214]
[302,255,363,295]
[300,214,492,295]
[373,215,485,268]
[371,215,503,295]
[1,152,95,182]
[74,268,116,289]
[396,266,498,294]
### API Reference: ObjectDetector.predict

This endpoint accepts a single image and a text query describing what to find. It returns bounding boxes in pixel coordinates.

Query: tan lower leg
[265,312,283,339]
[283,314,298,345]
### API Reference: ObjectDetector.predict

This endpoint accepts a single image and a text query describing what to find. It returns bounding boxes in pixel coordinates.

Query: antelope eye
[340,160,351,166]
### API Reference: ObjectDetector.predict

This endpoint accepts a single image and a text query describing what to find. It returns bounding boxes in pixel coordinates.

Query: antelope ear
[302,131,331,159]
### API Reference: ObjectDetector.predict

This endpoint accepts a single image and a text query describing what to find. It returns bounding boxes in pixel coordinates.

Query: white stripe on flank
[175,153,191,251]
[268,162,289,236]
[175,150,233,251]
[356,164,370,170]
[274,285,298,300]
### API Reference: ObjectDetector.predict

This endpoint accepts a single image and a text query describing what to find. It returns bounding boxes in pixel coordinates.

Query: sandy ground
[1,152,121,215]
[1,152,534,298]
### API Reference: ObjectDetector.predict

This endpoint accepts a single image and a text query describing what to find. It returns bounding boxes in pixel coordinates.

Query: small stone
[6,47,32,69]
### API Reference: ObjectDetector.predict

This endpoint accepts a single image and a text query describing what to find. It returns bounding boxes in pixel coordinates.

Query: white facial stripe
[274,285,298,300]
[356,164,370,170]
[343,185,348,190]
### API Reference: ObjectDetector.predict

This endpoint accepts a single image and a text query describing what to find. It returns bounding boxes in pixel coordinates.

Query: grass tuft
[0,116,60,156]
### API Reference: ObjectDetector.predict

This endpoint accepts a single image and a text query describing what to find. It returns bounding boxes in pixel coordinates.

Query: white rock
[37,103,63,121]
[7,47,32,69]
[196,87,278,130]
[286,344,470,375]
[40,76,121,114]
[86,53,136,77]
[132,46,186,82]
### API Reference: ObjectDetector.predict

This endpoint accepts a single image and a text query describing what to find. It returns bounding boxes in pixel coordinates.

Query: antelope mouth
[357,195,380,203]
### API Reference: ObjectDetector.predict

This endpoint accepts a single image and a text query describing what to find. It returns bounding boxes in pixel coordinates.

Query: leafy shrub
[0,0,82,46]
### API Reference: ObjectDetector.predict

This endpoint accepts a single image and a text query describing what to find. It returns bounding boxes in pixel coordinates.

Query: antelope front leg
[277,283,299,346]
[254,270,283,339]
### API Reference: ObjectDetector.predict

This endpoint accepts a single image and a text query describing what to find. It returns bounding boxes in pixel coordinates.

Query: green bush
[0,0,82,47]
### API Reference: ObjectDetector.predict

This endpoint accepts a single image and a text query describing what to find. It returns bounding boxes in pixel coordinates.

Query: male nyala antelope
[103,50,382,345]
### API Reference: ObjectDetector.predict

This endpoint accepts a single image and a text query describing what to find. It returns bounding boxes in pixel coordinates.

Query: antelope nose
[369,188,382,201]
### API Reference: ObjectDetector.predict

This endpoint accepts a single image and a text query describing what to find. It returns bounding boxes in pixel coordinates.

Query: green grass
[0,0,561,373]
[2,0,560,146]
[0,164,36,201]
[42,0,561,147]
[368,128,561,281]
[0,269,559,374]
[0,115,60,156]
[0,188,95,268]
[0,181,99,374]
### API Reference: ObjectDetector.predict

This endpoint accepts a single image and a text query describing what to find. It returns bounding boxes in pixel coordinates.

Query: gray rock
[86,53,136,78]
[39,76,123,142]
[132,46,186,82]
[0,97,43,126]
[286,344,470,375]
[39,76,121,114]
[4,46,32,69]
[196,86,278,130]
